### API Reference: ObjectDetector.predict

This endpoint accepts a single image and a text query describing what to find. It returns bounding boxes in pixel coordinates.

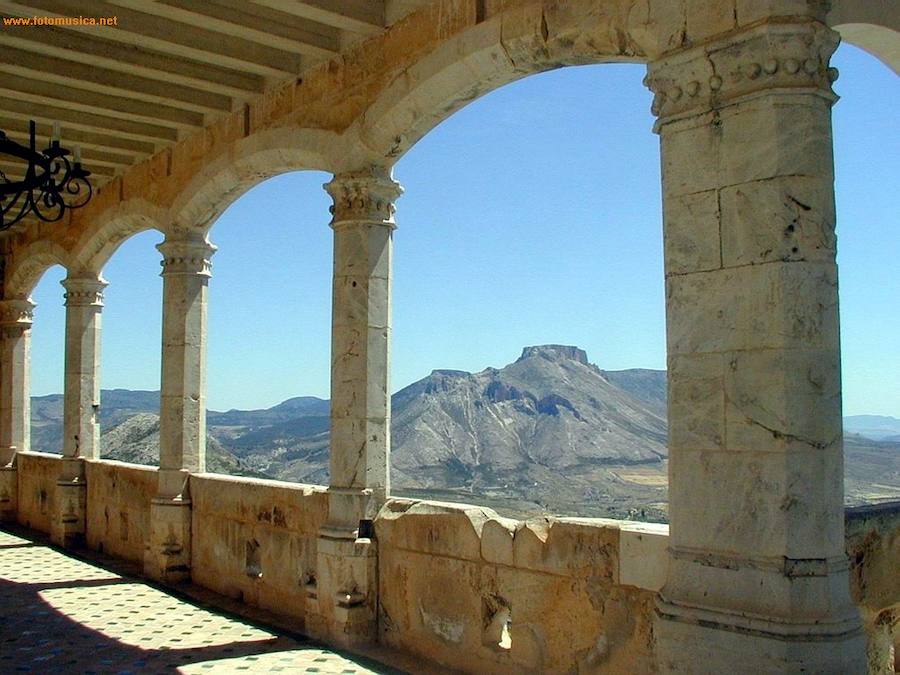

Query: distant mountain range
[29,345,900,519]
[844,415,900,442]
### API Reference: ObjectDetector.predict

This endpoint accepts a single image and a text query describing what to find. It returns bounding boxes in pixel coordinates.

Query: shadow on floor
[0,526,402,674]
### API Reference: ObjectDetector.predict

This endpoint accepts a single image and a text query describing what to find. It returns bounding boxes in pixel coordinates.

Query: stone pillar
[144,233,215,583]
[0,299,33,523]
[52,275,106,547]
[308,167,402,645]
[647,19,866,673]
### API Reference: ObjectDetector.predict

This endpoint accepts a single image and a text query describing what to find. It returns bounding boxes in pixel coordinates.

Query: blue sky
[28,44,898,417]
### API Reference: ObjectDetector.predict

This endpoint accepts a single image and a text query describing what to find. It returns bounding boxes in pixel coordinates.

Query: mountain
[26,346,899,519]
[389,345,667,490]
[30,392,258,478]
[844,415,900,441]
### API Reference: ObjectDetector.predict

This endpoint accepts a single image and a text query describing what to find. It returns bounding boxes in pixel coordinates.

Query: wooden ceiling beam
[0,20,266,98]
[7,0,306,77]
[0,116,156,156]
[251,0,384,35]
[0,45,232,114]
[0,98,178,144]
[0,72,205,129]
[0,160,118,178]
[132,0,340,59]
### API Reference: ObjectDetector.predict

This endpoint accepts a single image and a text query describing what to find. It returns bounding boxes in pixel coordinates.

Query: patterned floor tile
[0,529,397,674]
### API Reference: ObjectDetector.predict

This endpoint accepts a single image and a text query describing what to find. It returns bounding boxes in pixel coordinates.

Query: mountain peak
[518,345,589,366]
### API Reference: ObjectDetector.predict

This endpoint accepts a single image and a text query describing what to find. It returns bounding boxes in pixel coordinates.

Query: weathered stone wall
[84,459,156,565]
[376,499,668,674]
[15,451,60,535]
[846,502,900,674]
[190,474,329,627]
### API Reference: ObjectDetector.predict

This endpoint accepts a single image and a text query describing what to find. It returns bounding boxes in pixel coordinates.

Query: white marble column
[308,166,402,645]
[0,298,33,522]
[648,19,865,672]
[52,275,106,547]
[145,233,215,583]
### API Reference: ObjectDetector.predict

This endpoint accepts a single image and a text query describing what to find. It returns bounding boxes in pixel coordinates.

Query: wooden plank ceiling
[0,0,395,230]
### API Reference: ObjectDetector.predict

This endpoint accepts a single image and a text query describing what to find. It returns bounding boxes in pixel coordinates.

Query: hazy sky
[28,44,898,417]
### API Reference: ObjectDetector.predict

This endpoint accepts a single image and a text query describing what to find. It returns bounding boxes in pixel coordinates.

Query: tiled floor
[0,529,399,674]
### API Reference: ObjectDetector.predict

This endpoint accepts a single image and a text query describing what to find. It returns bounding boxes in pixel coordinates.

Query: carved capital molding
[157,238,217,277]
[645,22,840,129]
[61,276,107,308]
[325,167,403,228]
[0,298,34,336]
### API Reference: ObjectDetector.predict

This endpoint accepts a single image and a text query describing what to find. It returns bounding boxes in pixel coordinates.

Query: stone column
[144,233,215,583]
[0,299,33,522]
[52,275,106,547]
[647,19,865,672]
[308,167,402,645]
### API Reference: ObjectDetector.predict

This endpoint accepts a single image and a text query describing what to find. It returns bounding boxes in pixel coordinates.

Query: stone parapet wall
[190,474,329,628]
[375,499,668,674]
[15,451,61,535]
[84,459,156,565]
[846,502,900,674]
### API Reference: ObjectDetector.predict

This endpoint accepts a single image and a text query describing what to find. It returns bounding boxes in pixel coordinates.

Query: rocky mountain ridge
[28,345,899,519]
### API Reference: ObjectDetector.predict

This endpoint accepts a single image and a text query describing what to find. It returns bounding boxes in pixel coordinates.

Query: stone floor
[0,528,402,674]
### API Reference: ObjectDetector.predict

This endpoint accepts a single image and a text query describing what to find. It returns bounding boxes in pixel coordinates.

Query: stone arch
[829,0,900,74]
[167,127,343,235]
[352,0,679,163]
[67,199,166,276]
[5,240,71,299]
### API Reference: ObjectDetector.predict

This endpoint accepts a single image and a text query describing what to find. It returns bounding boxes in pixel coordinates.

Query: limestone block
[85,460,156,564]
[663,189,721,275]
[333,224,392,279]
[667,352,726,452]
[664,550,859,627]
[625,0,690,57]
[51,478,87,548]
[660,118,722,196]
[121,149,169,203]
[512,518,619,579]
[379,548,484,663]
[654,606,867,674]
[331,275,390,329]
[668,447,844,559]
[736,0,828,25]
[846,507,900,616]
[719,176,835,267]
[14,452,59,534]
[488,2,548,67]
[481,517,516,566]
[145,498,192,583]
[723,348,842,455]
[618,522,670,591]
[190,474,328,536]
[721,97,834,186]
[0,466,16,522]
[666,262,840,355]
[328,418,389,491]
[685,0,737,43]
[310,534,378,646]
[376,500,491,561]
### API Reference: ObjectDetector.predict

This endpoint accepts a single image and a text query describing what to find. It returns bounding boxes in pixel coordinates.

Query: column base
[144,497,192,584]
[0,464,17,523]
[51,478,87,548]
[306,528,378,648]
[655,598,867,674]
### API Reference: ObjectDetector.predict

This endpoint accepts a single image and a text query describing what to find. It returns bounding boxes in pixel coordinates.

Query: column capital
[61,275,107,308]
[325,166,403,228]
[157,236,217,277]
[645,21,840,130]
[0,298,34,333]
